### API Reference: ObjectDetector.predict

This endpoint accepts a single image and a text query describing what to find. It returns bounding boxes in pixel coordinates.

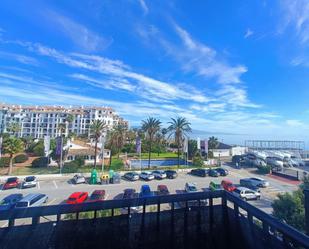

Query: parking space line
[47,198,57,205]
[53,180,58,189]
[1,222,8,228]
[37,181,40,189]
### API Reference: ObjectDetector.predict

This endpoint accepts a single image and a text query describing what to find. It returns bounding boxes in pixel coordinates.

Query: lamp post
[101,134,106,172]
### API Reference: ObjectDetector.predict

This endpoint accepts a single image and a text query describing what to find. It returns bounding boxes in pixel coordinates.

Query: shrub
[32,157,49,168]
[0,157,10,167]
[257,165,271,174]
[74,155,85,167]
[14,154,29,163]
[193,155,204,167]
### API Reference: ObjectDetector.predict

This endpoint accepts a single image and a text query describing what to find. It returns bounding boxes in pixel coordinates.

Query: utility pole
[101,135,105,172]
[60,136,63,175]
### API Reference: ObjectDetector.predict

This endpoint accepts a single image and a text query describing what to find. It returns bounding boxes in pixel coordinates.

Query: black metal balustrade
[0,190,308,249]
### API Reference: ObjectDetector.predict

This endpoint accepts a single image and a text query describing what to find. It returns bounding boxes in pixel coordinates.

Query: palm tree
[58,123,66,137]
[3,137,24,175]
[114,124,127,158]
[106,129,118,168]
[90,120,107,169]
[141,117,161,168]
[208,136,219,149]
[65,114,75,138]
[167,117,192,168]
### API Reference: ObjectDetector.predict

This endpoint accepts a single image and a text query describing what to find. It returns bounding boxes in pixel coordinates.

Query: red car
[221,180,236,192]
[66,192,88,204]
[88,190,106,202]
[3,177,19,190]
[157,185,169,195]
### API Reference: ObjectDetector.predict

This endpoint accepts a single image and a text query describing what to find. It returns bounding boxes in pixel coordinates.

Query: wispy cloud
[244,28,254,39]
[286,119,304,127]
[138,0,149,15]
[44,10,112,51]
[0,51,39,66]
[164,24,248,84]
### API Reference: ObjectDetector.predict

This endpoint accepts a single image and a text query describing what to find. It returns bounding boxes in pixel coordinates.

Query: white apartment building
[0,104,128,138]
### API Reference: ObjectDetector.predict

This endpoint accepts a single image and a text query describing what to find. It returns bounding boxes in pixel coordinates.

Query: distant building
[0,104,128,138]
[210,142,247,158]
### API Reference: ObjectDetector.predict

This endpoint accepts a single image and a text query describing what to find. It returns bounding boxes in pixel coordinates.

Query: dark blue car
[139,185,154,198]
[0,194,23,211]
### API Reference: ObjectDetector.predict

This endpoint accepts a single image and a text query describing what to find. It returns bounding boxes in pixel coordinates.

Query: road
[0,165,299,227]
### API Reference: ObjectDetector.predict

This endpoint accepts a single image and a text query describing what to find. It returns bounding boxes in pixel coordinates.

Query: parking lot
[0,165,299,227]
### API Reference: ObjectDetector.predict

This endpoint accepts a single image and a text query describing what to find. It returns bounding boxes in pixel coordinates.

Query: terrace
[0,190,309,249]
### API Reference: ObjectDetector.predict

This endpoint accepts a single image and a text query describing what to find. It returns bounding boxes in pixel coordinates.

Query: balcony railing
[0,191,308,249]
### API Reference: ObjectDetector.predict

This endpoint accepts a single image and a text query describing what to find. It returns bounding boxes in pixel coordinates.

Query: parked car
[208,169,219,177]
[245,177,269,188]
[0,194,23,211]
[221,180,236,192]
[152,170,167,180]
[122,189,141,214]
[215,168,229,176]
[72,174,86,184]
[123,172,139,181]
[239,178,261,192]
[165,170,178,179]
[185,182,198,193]
[22,176,37,188]
[157,185,169,195]
[190,169,208,177]
[139,172,155,181]
[88,190,106,202]
[15,194,48,208]
[232,187,261,201]
[209,181,223,191]
[3,177,19,190]
[139,185,154,198]
[66,192,88,204]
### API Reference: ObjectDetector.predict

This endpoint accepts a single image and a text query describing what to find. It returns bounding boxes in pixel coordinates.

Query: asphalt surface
[0,165,299,227]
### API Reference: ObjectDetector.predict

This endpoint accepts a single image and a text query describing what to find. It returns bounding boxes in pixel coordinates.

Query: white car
[72,174,86,184]
[139,172,154,181]
[185,182,198,193]
[152,170,167,179]
[247,177,269,188]
[232,187,261,201]
[15,193,48,208]
[22,176,37,188]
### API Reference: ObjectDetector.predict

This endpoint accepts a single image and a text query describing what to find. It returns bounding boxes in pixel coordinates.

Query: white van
[15,193,48,208]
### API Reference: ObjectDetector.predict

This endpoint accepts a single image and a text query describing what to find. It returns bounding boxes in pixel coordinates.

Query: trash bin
[100,173,109,185]
[90,169,97,185]
[111,173,121,184]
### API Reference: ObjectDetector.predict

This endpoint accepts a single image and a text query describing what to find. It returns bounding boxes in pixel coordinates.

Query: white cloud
[286,119,304,127]
[166,24,248,84]
[244,28,254,39]
[0,51,39,66]
[45,10,112,51]
[138,0,149,15]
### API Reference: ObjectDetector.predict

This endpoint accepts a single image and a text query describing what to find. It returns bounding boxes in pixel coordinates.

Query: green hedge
[32,157,49,168]
[0,157,10,167]
[257,165,271,174]
[14,154,29,163]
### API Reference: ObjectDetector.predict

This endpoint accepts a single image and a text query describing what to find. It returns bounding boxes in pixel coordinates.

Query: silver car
[72,174,86,184]
[152,170,167,179]
[246,177,269,188]
[232,187,261,201]
[15,193,48,208]
[22,176,37,188]
[139,172,155,181]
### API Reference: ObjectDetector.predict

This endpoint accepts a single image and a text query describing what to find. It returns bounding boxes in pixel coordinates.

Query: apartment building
[0,104,128,138]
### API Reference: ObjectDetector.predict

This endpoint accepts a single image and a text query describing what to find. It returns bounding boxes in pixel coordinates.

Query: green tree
[141,117,161,168]
[208,136,219,150]
[3,137,24,175]
[90,120,107,169]
[114,124,127,158]
[167,117,192,168]
[7,122,21,137]
[106,129,118,168]
[193,154,204,167]
[188,139,198,160]
[65,114,75,137]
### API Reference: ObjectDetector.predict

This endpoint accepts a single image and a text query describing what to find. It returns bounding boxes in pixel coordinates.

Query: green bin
[90,169,97,184]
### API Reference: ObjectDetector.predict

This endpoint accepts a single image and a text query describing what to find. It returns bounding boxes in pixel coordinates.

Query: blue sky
[0,0,309,145]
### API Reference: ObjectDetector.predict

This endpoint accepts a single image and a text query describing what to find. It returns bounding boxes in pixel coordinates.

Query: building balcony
[0,191,308,249]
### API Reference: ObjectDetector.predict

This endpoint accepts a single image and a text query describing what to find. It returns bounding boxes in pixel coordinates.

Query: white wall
[212,149,230,158]
[230,146,247,156]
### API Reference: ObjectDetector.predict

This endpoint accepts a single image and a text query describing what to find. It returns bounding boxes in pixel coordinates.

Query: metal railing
[0,190,308,248]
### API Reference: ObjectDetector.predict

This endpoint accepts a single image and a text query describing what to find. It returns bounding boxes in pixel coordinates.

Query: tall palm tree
[3,137,24,175]
[106,129,118,168]
[114,124,127,158]
[208,136,219,149]
[141,117,161,168]
[65,114,75,138]
[167,117,192,168]
[90,120,107,169]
